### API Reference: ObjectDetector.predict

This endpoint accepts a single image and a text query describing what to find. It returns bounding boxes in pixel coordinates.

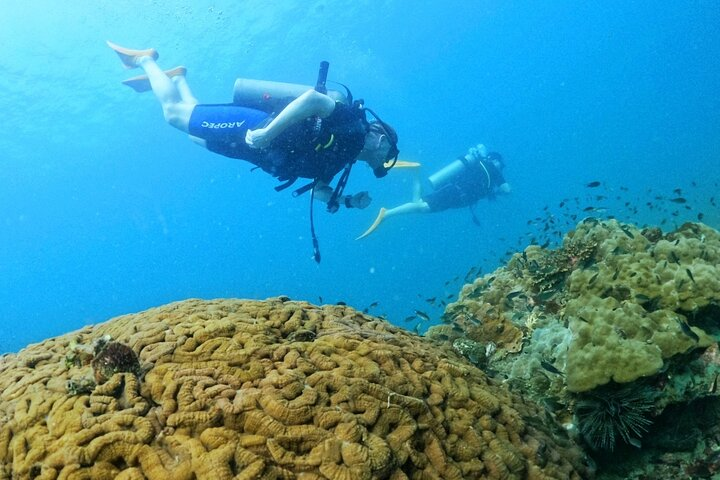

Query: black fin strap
[292,180,316,197]
[275,177,298,192]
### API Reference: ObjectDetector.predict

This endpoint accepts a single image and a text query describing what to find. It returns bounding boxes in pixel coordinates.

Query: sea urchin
[575,383,656,450]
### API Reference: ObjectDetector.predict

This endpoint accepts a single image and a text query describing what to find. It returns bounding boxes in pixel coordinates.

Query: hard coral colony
[0,298,591,479]
[434,219,720,459]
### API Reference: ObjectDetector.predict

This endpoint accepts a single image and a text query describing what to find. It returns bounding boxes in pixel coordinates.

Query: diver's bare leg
[135,56,196,132]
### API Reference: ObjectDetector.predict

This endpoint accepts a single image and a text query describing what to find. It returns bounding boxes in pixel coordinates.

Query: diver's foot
[107,40,158,69]
[121,66,187,93]
[356,207,387,240]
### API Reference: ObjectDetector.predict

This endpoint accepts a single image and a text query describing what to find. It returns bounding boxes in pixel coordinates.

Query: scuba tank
[428,143,488,189]
[232,78,348,113]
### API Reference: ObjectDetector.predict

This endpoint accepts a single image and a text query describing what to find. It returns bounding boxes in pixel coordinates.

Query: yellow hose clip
[315,134,335,151]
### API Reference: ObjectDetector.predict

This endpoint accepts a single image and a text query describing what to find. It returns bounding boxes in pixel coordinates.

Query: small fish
[588,272,599,285]
[540,360,564,375]
[318,296,323,303]
[686,268,696,284]
[670,251,680,264]
[464,267,478,282]
[612,269,620,281]
[425,297,436,304]
[620,226,635,238]
[368,301,379,309]
[635,293,651,303]
[586,181,601,188]
[414,310,430,322]
[698,213,705,221]
[670,197,687,204]
[673,188,682,195]
[336,301,347,306]
[403,316,416,323]
[677,319,700,342]
[536,290,556,302]
[506,290,525,300]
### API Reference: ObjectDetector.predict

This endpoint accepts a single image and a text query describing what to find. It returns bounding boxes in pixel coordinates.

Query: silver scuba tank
[232,78,348,113]
[428,144,488,189]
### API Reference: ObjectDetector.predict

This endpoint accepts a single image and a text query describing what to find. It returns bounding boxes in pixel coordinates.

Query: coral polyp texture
[0,298,589,479]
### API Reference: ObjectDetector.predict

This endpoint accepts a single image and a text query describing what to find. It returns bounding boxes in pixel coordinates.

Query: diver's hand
[345,191,371,209]
[245,128,271,149]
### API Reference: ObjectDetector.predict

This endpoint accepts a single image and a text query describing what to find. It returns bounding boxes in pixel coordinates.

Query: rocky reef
[0,297,591,479]
[430,219,720,477]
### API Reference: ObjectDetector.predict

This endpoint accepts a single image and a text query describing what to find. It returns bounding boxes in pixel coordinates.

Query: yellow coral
[0,298,589,479]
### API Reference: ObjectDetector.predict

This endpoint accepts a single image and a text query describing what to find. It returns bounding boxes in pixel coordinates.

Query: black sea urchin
[575,383,656,451]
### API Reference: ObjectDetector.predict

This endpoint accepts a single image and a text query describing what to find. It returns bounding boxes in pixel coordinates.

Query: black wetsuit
[188,102,366,185]
[423,158,506,212]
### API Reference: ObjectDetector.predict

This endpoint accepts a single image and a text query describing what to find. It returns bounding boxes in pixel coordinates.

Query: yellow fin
[356,208,387,240]
[386,160,421,169]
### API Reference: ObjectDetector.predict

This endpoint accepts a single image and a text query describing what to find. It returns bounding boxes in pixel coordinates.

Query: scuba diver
[107,41,399,262]
[357,144,511,239]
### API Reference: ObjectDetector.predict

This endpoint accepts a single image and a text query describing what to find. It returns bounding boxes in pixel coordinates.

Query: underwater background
[0,0,718,354]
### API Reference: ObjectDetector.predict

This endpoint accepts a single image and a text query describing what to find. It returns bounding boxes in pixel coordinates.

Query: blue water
[1,1,718,353]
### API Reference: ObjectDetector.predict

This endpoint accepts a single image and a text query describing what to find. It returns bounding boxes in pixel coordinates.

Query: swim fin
[121,66,187,93]
[356,207,387,240]
[106,41,158,69]
[385,160,421,169]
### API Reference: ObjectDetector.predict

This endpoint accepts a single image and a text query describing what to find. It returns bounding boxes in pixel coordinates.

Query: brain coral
[0,298,589,479]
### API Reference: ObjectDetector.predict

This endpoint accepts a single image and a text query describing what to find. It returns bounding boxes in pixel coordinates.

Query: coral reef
[432,219,720,456]
[0,297,591,479]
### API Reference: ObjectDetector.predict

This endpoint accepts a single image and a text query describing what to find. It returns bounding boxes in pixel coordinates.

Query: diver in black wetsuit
[107,41,399,212]
[357,144,511,239]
